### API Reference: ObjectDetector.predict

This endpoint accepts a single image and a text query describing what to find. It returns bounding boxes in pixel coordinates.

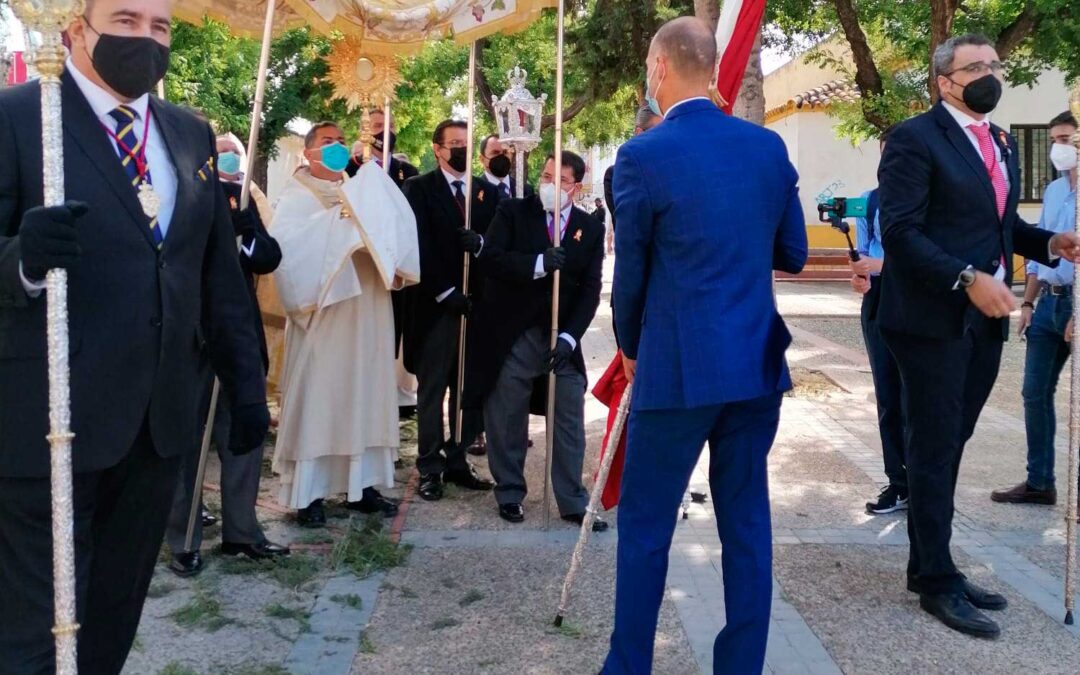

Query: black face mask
[447,146,468,173]
[952,73,1002,115]
[488,154,512,179]
[373,130,396,155]
[84,21,170,99]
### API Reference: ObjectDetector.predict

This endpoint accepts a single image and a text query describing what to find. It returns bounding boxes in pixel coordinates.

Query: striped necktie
[109,105,162,247]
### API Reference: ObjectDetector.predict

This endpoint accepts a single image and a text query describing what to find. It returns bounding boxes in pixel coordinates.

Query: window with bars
[1011,125,1058,204]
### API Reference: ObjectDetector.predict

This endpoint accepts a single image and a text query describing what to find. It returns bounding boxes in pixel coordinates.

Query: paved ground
[125,271,1080,674]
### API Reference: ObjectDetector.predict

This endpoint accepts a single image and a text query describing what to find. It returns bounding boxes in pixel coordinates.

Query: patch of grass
[359,632,376,654]
[131,636,144,653]
[330,593,363,610]
[399,586,419,599]
[549,620,586,639]
[264,602,312,633]
[295,531,335,545]
[171,588,232,632]
[330,515,411,579]
[147,580,177,599]
[440,577,458,589]
[158,663,200,675]
[323,635,351,643]
[478,658,502,669]
[219,552,324,590]
[429,616,461,630]
[458,589,485,606]
[225,665,292,675]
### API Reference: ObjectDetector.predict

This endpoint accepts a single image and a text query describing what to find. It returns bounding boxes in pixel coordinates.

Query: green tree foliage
[767,0,1080,143]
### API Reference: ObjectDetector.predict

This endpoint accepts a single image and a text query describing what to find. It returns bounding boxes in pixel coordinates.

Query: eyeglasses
[946,61,1005,77]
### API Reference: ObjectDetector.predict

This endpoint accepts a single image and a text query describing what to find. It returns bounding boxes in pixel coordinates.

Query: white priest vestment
[271,163,419,509]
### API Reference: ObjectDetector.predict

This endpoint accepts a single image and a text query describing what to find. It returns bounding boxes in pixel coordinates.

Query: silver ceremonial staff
[542,0,567,531]
[185,0,277,550]
[1066,83,1080,626]
[554,382,632,626]
[452,42,479,451]
[10,0,87,671]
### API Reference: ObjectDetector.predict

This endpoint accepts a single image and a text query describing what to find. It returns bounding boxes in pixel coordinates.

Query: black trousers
[415,312,480,476]
[860,281,907,489]
[882,321,1001,595]
[0,422,180,675]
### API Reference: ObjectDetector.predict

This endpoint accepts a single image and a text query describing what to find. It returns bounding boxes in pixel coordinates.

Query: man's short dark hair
[932,34,994,78]
[1049,111,1078,129]
[652,17,717,84]
[635,106,661,131]
[305,121,341,149]
[545,151,587,183]
[433,119,468,145]
[479,134,500,156]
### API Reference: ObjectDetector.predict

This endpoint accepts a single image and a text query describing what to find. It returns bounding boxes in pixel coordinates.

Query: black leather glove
[19,201,89,281]
[458,228,483,255]
[543,246,566,273]
[228,402,270,455]
[442,290,472,317]
[545,338,575,373]
[231,206,258,240]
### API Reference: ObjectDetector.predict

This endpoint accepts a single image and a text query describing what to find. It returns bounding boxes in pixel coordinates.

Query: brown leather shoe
[990,482,1056,505]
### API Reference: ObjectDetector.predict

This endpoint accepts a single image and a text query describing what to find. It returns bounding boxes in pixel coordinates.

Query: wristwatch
[957,265,976,288]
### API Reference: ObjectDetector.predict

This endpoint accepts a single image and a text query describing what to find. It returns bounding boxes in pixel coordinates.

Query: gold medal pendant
[138,182,160,219]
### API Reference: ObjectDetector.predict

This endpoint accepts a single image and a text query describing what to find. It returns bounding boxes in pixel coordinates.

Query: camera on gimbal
[817,197,869,266]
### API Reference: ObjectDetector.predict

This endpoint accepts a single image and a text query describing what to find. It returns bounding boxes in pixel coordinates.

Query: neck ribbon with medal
[101,110,161,219]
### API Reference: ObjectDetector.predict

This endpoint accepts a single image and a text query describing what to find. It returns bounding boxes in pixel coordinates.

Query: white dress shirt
[21,59,180,294]
[534,204,577,350]
[436,167,471,302]
[484,171,512,197]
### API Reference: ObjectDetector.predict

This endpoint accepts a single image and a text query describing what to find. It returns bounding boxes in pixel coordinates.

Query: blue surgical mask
[644,59,665,117]
[217,151,241,175]
[319,142,351,173]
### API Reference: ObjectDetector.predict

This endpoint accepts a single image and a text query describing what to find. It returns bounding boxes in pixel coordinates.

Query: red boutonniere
[573,229,583,242]
[998,130,1011,156]
[478,190,485,203]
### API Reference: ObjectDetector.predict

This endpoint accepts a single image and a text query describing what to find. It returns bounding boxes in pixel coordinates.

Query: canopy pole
[453,42,478,450]
[1064,84,1080,626]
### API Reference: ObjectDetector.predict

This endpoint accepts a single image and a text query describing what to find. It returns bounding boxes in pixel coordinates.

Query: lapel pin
[229,196,238,210]
[478,190,485,203]
[573,229,582,242]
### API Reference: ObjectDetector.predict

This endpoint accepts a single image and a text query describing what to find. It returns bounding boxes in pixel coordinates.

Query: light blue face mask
[644,60,665,117]
[319,142,351,173]
[217,150,241,175]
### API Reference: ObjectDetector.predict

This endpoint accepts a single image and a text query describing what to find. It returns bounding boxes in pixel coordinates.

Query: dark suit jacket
[593,206,607,224]
[346,155,419,190]
[401,169,499,373]
[466,197,604,403]
[219,180,281,372]
[0,71,266,478]
[603,165,615,230]
[878,103,1055,341]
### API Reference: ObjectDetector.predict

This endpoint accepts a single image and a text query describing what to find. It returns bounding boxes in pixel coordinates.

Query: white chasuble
[270,166,419,508]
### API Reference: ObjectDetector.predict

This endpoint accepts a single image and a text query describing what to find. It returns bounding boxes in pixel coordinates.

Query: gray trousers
[167,384,266,553]
[416,312,481,476]
[484,327,588,515]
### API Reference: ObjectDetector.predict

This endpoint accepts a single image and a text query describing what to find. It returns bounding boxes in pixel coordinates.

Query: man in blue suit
[602,17,807,675]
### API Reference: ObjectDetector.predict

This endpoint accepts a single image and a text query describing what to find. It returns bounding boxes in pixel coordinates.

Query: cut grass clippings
[171,587,233,632]
[330,593,364,610]
[158,663,200,675]
[264,602,312,633]
[331,515,411,579]
[218,552,324,590]
[458,589,485,606]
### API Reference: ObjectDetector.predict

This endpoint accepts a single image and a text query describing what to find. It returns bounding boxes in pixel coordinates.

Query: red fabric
[968,124,1008,219]
[6,52,27,86]
[715,0,767,115]
[592,350,629,510]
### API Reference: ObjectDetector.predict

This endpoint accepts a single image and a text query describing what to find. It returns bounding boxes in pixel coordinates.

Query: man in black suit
[603,106,661,254]
[403,119,498,501]
[461,151,605,527]
[0,1,269,672]
[480,134,533,198]
[165,134,289,577]
[878,33,1080,639]
[592,197,607,225]
[345,109,419,189]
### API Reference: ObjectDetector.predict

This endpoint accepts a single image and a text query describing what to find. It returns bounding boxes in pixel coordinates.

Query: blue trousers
[603,392,782,675]
[1023,294,1071,490]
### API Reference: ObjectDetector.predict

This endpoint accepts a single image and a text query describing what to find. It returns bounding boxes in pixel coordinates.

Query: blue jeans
[1023,294,1071,491]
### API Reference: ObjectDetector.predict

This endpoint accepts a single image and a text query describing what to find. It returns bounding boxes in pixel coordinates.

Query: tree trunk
[694,0,720,31]
[732,28,764,125]
[928,0,960,103]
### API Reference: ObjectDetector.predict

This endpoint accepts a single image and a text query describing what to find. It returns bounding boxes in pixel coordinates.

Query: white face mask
[1050,142,1078,172]
[539,182,572,213]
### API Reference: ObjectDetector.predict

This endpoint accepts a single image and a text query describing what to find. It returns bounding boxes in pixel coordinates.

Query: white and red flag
[713,0,767,114]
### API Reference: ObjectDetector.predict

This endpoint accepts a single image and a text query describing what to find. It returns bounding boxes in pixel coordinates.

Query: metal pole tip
[553,615,564,627]
[1066,610,1074,625]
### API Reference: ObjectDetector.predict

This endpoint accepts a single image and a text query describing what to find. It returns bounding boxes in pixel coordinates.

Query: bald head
[650,17,717,85]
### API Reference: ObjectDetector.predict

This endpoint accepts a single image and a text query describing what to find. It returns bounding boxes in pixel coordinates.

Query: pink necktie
[968,123,1007,220]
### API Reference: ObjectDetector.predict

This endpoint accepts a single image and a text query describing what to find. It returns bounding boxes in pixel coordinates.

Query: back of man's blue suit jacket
[612,98,807,411]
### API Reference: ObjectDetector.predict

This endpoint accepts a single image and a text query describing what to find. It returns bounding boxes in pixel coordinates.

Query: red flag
[713,0,767,115]
[592,350,629,510]
[7,52,27,86]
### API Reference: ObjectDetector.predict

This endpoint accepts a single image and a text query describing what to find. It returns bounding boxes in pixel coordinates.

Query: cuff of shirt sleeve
[19,262,46,296]
[533,255,546,279]
[436,287,456,303]
[558,333,577,351]
[241,240,256,258]
[474,236,484,258]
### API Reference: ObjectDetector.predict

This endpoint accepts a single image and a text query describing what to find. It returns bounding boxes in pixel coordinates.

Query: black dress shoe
[399,405,417,420]
[919,593,1000,639]
[467,433,487,457]
[296,499,327,528]
[562,512,609,533]
[347,488,400,517]
[962,579,1008,611]
[498,502,525,523]
[169,551,205,578]
[444,466,494,491]
[221,540,291,560]
[201,508,218,528]
[418,473,444,501]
